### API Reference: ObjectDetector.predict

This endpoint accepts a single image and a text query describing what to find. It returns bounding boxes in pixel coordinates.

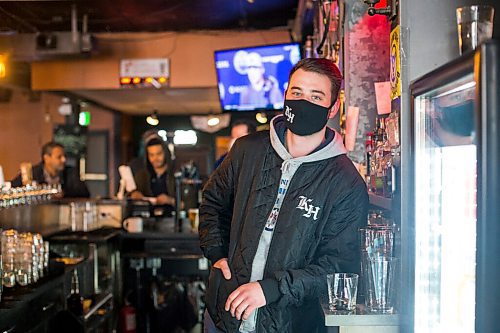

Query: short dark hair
[146,137,164,148]
[41,141,64,160]
[287,58,343,107]
[232,119,256,134]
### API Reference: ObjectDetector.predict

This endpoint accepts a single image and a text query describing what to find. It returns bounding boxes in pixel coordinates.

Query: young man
[199,58,368,332]
[128,129,163,176]
[131,137,176,207]
[11,141,90,198]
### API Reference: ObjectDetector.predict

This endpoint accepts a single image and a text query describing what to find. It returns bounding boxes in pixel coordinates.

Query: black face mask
[283,99,330,136]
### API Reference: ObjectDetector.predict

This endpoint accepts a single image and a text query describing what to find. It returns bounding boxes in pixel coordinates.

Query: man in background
[213,119,256,169]
[11,141,90,198]
[130,138,176,209]
[128,129,163,176]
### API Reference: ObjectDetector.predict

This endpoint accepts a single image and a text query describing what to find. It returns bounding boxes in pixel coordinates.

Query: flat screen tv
[214,42,302,112]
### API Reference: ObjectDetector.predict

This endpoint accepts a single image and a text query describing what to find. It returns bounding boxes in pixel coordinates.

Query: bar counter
[323,303,400,333]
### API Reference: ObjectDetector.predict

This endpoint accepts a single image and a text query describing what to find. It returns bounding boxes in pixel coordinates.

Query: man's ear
[328,98,341,119]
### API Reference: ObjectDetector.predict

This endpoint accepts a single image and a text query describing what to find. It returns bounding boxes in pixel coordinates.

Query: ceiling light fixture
[207,115,220,127]
[255,112,268,124]
[146,111,159,126]
[191,114,231,133]
[58,97,72,116]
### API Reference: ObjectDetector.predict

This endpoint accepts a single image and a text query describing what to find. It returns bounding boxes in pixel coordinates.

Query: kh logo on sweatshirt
[296,196,320,220]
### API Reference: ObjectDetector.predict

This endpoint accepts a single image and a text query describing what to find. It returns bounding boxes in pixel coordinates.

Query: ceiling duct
[4,5,95,61]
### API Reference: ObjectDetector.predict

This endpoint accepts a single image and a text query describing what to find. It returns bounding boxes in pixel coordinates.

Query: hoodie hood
[269,115,346,164]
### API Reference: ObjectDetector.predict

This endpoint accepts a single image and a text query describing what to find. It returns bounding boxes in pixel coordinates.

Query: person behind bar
[130,137,176,209]
[11,141,90,198]
[213,119,256,170]
[199,58,368,333]
[128,129,162,177]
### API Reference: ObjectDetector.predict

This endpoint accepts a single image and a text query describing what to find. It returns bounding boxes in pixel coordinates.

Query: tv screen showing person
[215,43,301,111]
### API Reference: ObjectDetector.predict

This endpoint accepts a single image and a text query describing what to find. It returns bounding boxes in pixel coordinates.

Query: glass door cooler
[407,40,500,333]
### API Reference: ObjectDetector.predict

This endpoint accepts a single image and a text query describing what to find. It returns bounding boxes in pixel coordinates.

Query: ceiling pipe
[82,14,88,34]
[71,4,78,45]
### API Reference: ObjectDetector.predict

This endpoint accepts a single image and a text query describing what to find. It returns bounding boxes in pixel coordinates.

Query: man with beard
[11,141,89,198]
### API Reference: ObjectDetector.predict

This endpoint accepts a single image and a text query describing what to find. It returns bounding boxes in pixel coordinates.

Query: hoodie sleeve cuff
[206,247,228,265]
[258,278,281,304]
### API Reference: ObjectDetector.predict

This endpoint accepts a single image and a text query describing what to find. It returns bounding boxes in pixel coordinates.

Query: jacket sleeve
[198,145,238,265]
[260,177,369,306]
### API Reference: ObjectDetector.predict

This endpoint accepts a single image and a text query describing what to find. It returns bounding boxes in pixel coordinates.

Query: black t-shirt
[151,171,169,197]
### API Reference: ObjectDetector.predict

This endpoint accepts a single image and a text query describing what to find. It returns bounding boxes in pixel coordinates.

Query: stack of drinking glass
[359,224,398,313]
[1,229,49,290]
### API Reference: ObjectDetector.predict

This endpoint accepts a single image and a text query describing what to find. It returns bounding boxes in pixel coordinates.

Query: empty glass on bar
[16,233,34,286]
[365,257,398,313]
[33,233,44,278]
[327,273,359,312]
[43,241,50,274]
[359,224,398,313]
